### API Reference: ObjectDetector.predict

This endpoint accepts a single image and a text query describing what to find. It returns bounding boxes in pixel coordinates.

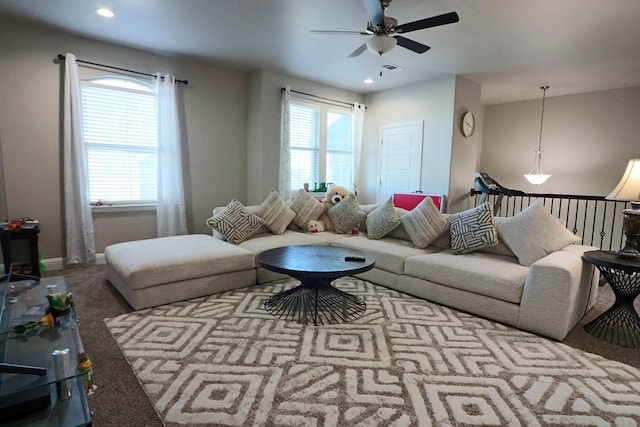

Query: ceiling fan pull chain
[379,55,383,77]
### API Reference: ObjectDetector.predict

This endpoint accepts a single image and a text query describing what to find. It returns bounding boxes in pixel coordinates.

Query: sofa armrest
[518,244,599,340]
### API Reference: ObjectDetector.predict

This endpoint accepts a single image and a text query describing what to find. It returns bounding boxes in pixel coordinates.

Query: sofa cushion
[255,190,296,235]
[366,197,400,239]
[404,250,528,304]
[105,234,256,290]
[386,208,411,241]
[289,189,326,229]
[449,202,498,254]
[400,197,449,248]
[477,217,516,257]
[206,200,265,244]
[238,230,334,261]
[332,235,432,274]
[212,205,269,237]
[497,200,581,266]
[328,193,367,233]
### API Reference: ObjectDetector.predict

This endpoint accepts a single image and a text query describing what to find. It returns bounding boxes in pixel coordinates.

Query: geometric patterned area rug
[105,279,640,426]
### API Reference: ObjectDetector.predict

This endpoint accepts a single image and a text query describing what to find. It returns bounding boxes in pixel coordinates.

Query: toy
[307,184,351,232]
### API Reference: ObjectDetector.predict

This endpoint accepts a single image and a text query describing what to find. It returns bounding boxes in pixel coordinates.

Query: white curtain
[155,73,188,237]
[63,53,96,265]
[279,86,292,200]
[351,102,366,196]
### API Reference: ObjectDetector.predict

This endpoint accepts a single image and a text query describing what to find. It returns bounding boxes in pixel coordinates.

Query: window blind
[80,78,157,204]
[289,101,353,191]
[290,103,320,191]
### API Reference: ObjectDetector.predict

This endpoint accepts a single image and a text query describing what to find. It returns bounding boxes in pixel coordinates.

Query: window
[289,99,353,191]
[80,77,157,205]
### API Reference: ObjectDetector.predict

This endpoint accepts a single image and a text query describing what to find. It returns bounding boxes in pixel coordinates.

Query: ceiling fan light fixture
[366,35,397,55]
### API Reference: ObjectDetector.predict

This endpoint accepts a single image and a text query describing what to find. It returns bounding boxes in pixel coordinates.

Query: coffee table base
[264,279,366,325]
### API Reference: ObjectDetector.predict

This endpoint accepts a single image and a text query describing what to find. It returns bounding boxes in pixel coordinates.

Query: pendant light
[524,85,551,185]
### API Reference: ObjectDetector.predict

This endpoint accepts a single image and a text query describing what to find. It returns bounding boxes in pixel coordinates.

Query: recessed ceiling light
[364,78,374,84]
[96,8,114,18]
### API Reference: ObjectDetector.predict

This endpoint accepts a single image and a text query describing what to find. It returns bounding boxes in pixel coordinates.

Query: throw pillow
[449,202,498,254]
[366,197,401,239]
[255,190,296,235]
[497,200,581,266]
[205,199,265,245]
[328,193,367,234]
[288,189,326,229]
[400,197,449,248]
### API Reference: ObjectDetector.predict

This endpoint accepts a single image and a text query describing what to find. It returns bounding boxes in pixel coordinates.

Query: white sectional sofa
[105,195,599,341]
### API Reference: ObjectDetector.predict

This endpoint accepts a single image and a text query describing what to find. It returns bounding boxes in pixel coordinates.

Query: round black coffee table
[257,245,375,325]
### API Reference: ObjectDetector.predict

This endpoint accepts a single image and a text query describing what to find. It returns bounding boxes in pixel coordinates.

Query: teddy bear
[307,184,351,232]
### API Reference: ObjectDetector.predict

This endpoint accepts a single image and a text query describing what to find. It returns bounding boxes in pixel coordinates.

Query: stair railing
[470,189,629,251]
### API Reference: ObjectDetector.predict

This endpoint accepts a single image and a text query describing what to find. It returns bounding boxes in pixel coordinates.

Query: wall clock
[461,111,475,137]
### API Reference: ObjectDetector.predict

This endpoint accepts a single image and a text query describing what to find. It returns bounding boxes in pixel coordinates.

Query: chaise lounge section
[105,234,256,310]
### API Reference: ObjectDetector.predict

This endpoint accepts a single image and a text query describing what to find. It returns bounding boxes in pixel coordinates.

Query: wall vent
[382,63,404,72]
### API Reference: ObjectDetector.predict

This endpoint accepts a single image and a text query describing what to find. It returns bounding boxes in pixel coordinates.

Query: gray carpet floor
[44,264,640,427]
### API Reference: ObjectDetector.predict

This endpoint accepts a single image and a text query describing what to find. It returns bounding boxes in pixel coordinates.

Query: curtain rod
[282,88,365,109]
[56,54,188,85]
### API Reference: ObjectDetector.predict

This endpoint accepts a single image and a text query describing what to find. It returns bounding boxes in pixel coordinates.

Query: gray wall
[450,76,482,212]
[362,75,481,213]
[481,87,640,196]
[3,13,639,263]
[0,16,248,260]
[362,75,470,209]
[246,69,364,205]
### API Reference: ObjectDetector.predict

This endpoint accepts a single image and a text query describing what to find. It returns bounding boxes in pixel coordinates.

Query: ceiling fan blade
[348,43,368,58]
[310,30,371,35]
[395,11,459,34]
[361,0,385,28]
[394,35,431,54]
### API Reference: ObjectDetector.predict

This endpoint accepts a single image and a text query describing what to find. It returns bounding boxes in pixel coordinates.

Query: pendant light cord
[537,85,549,151]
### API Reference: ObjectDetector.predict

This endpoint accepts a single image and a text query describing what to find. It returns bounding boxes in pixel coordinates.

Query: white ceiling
[2,0,640,104]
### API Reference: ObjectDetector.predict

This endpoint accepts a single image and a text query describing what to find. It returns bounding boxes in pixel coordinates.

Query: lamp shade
[606,158,640,201]
[366,35,397,55]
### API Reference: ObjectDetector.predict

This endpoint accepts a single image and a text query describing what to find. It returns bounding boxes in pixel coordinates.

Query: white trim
[42,253,106,271]
[91,204,155,213]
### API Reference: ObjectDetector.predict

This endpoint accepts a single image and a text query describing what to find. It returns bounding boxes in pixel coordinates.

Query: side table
[1,225,41,279]
[582,250,640,348]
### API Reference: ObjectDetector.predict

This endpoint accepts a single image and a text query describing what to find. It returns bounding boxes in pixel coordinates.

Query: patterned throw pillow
[288,189,326,229]
[449,202,498,254]
[366,197,400,239]
[328,193,366,234]
[497,200,581,266]
[400,197,449,248]
[205,199,265,244]
[255,190,296,235]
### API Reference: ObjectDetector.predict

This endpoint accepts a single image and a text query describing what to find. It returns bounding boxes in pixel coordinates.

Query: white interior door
[377,121,424,203]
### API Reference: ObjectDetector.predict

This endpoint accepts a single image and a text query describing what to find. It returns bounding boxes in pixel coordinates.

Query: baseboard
[42,253,106,271]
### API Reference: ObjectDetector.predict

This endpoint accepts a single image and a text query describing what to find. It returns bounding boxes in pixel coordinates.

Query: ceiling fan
[311,0,459,58]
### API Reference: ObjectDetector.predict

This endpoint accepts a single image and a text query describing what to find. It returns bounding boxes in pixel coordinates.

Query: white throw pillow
[255,190,296,235]
[400,197,449,248]
[205,199,265,244]
[366,197,401,239]
[328,193,366,234]
[288,189,326,229]
[497,200,581,266]
[449,202,498,254]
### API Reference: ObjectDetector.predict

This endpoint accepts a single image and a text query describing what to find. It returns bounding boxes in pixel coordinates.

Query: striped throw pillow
[206,199,265,244]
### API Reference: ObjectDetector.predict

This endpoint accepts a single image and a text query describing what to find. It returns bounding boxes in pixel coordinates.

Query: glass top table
[0,276,91,426]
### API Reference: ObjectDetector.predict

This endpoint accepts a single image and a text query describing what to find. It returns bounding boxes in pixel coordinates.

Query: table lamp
[606,158,640,259]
